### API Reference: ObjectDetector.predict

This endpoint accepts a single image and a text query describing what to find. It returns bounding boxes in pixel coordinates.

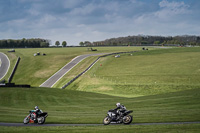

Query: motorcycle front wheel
[23,117,29,124]
[103,116,111,125]
[123,115,132,125]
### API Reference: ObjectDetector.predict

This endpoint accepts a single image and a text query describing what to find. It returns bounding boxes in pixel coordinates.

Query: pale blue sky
[0,0,199,45]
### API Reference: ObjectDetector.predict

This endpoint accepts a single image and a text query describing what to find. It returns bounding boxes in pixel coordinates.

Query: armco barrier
[0,83,30,88]
[62,51,138,89]
[1,56,31,88]
[8,57,20,83]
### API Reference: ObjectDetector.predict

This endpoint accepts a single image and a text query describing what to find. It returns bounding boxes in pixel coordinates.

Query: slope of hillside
[0,47,143,86]
[0,87,199,124]
[66,47,200,97]
[0,47,199,133]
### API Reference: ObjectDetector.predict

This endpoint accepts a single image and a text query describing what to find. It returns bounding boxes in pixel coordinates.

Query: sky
[0,0,200,46]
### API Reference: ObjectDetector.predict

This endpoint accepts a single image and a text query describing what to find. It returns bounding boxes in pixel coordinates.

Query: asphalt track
[0,52,10,80]
[40,53,108,88]
[0,122,200,126]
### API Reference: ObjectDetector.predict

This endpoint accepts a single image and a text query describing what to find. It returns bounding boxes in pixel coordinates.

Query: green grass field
[0,47,143,86]
[66,47,200,97]
[0,46,200,132]
[0,87,200,132]
[1,124,200,133]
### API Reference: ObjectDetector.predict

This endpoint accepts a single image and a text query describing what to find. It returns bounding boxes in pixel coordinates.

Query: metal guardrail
[8,57,20,83]
[62,51,138,89]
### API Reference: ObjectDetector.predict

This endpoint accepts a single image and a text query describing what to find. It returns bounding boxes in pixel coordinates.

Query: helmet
[116,103,121,107]
[35,106,39,110]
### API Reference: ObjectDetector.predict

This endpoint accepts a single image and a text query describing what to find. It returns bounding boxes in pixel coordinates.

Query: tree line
[79,35,200,46]
[0,38,50,48]
[55,41,67,47]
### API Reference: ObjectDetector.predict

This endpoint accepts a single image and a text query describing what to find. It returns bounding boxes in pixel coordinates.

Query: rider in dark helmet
[114,103,126,120]
[31,106,42,121]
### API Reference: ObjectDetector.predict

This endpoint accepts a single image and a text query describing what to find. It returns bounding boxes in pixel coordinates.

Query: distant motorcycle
[23,110,48,124]
[103,109,133,125]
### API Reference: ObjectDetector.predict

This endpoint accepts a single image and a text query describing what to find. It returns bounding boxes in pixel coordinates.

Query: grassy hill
[64,47,200,97]
[0,87,199,124]
[0,87,199,132]
[0,46,200,132]
[0,47,143,86]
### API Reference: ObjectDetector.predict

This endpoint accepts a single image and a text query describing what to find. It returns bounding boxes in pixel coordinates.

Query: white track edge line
[0,52,10,80]
[50,56,88,88]
[40,53,108,87]
[39,56,81,87]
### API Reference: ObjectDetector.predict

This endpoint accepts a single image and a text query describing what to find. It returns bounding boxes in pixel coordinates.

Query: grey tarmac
[0,121,200,127]
[40,53,108,88]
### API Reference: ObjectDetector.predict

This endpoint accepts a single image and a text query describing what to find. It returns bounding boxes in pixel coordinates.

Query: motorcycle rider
[31,106,42,121]
[114,103,126,120]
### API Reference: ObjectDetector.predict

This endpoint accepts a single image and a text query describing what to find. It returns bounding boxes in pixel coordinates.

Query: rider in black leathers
[30,106,42,120]
[114,103,126,120]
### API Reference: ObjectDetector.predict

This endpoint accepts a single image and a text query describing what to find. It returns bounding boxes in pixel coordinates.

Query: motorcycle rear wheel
[38,116,45,124]
[123,115,132,125]
[103,116,111,125]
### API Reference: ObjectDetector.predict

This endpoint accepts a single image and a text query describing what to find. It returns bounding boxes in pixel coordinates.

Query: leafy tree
[55,41,60,47]
[84,41,92,46]
[154,41,160,44]
[79,42,84,46]
[40,42,49,47]
[62,41,67,47]
[141,41,148,44]
[0,38,50,48]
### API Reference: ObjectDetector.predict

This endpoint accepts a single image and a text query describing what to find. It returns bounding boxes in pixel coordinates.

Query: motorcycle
[103,109,133,125]
[23,110,48,124]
